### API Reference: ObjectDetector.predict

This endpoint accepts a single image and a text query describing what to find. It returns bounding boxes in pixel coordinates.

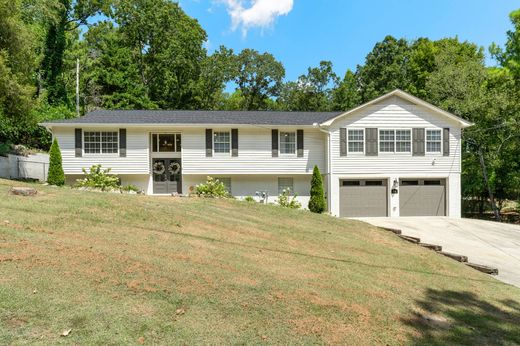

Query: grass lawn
[1,178,520,345]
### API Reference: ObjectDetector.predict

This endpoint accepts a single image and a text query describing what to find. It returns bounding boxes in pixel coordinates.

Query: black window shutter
[413,128,425,156]
[443,128,450,156]
[119,129,127,157]
[297,129,304,157]
[365,128,378,156]
[272,129,279,157]
[340,128,347,156]
[231,129,238,157]
[75,128,82,157]
[205,129,213,157]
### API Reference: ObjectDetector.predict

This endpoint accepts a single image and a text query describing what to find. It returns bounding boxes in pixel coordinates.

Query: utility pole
[76,58,80,117]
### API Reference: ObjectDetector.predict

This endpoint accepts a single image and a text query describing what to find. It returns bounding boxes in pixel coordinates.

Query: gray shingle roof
[43,110,342,126]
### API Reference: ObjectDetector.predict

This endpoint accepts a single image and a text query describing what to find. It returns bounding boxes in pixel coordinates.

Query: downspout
[314,123,332,213]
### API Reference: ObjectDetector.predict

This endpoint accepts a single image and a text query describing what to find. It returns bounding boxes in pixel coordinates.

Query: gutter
[314,122,333,213]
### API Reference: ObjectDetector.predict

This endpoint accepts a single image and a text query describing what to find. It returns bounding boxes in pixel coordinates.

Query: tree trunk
[478,147,501,222]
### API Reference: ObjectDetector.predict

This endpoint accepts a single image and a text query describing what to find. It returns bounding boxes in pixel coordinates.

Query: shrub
[75,165,120,191]
[244,196,255,202]
[308,165,326,213]
[121,184,141,193]
[47,138,65,186]
[277,188,301,209]
[194,176,229,198]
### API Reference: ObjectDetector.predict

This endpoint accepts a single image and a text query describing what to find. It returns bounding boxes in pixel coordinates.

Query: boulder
[9,187,38,196]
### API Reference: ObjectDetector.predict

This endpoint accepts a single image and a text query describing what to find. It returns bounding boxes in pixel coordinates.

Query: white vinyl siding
[181,128,325,174]
[347,129,364,153]
[426,129,442,153]
[278,177,294,195]
[84,131,118,154]
[54,128,149,174]
[214,131,231,154]
[329,96,462,175]
[279,131,296,154]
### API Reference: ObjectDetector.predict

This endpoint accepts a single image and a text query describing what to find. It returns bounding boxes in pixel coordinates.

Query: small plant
[244,196,255,202]
[0,142,10,157]
[75,165,120,191]
[194,176,229,198]
[308,165,326,213]
[121,184,141,193]
[277,188,301,209]
[47,138,65,186]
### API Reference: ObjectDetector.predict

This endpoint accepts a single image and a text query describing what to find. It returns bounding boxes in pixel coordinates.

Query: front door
[152,158,182,194]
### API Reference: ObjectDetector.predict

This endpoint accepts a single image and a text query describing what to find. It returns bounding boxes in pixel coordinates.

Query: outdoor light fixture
[391,179,399,194]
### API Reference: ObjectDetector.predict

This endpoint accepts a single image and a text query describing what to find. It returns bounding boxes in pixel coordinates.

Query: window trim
[151,133,182,153]
[378,128,412,154]
[83,130,119,156]
[347,128,365,154]
[213,130,231,155]
[278,177,294,195]
[279,130,297,156]
[425,128,443,154]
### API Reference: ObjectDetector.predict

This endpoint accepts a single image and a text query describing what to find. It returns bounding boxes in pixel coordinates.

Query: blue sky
[179,0,518,81]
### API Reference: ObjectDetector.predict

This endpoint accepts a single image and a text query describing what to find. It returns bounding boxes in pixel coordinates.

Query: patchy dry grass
[0,179,519,345]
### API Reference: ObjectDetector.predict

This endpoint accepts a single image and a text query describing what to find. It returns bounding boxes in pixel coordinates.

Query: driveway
[356,217,520,288]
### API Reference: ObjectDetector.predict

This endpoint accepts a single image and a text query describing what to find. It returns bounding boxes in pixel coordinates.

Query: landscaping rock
[9,187,37,196]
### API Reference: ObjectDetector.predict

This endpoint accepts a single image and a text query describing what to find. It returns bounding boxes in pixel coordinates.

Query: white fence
[0,154,50,182]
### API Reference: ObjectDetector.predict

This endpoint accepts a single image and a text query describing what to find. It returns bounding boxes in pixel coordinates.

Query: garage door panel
[340,180,387,217]
[400,180,446,216]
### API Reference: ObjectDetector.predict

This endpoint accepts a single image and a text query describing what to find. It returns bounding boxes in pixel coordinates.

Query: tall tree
[331,69,360,110]
[234,49,285,110]
[356,35,411,101]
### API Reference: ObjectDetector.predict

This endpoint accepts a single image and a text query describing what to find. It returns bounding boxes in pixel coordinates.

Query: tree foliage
[308,165,326,213]
[47,138,65,186]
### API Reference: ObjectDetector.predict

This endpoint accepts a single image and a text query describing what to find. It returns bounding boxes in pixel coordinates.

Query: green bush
[75,165,120,191]
[277,188,301,209]
[121,184,141,193]
[194,176,230,197]
[244,196,255,202]
[47,138,65,186]
[308,165,326,213]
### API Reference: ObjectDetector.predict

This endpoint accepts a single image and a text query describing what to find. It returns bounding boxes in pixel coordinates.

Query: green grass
[1,179,519,345]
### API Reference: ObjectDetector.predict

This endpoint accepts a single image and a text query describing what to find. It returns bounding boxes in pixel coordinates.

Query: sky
[178,0,519,82]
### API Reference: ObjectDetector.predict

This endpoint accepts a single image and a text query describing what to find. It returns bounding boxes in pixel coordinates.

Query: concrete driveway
[356,217,520,288]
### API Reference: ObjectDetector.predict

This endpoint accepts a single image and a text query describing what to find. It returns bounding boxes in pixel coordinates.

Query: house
[41,89,472,218]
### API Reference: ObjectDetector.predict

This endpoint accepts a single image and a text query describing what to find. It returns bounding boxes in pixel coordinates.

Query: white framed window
[213,131,230,154]
[379,129,411,153]
[152,133,181,153]
[278,177,294,195]
[84,131,118,154]
[426,129,442,153]
[216,177,231,193]
[347,129,364,153]
[379,130,395,153]
[279,131,296,154]
[395,130,411,153]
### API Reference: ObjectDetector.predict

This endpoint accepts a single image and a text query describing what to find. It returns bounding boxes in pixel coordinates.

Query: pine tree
[47,138,65,186]
[308,165,326,213]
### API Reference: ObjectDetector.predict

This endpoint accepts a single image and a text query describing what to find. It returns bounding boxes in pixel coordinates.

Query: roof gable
[320,89,473,128]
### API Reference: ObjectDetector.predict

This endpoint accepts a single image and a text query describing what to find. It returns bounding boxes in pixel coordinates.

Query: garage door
[399,179,446,216]
[339,180,388,217]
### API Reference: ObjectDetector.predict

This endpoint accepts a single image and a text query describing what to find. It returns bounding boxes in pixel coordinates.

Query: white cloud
[220,0,294,36]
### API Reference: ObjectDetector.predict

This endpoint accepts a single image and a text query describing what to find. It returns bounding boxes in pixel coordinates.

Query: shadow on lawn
[403,288,520,345]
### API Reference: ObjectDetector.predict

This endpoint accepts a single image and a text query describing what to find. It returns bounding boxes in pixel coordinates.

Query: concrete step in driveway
[355,217,520,288]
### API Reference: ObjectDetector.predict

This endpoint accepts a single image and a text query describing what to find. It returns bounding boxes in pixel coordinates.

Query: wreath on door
[168,162,181,175]
[153,161,165,174]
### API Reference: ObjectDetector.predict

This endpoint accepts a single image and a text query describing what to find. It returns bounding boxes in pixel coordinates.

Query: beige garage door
[399,179,446,216]
[339,180,388,217]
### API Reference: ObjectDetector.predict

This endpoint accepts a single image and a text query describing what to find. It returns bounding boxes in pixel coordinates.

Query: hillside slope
[1,179,519,345]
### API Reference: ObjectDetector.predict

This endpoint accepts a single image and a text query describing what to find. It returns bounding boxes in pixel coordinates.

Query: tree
[234,49,285,110]
[356,36,412,101]
[278,61,338,111]
[331,69,361,110]
[47,138,65,186]
[308,165,326,213]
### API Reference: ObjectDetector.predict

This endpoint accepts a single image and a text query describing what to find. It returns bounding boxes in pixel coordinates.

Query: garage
[399,179,446,216]
[339,179,388,217]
